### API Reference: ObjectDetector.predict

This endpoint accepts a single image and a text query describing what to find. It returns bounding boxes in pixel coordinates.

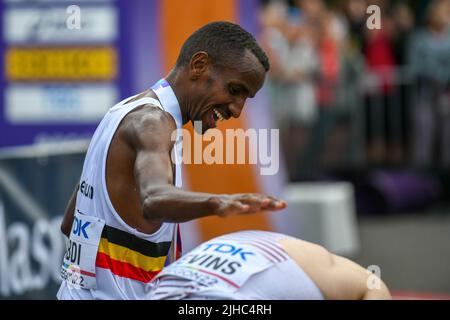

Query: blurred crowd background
[260,0,450,215]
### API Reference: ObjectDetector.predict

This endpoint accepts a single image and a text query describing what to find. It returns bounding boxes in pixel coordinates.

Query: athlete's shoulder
[121,104,177,150]
[131,103,176,130]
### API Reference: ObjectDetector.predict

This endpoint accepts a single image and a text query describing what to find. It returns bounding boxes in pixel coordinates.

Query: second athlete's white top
[145,230,324,300]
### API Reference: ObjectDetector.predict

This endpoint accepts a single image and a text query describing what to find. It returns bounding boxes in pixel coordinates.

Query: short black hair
[175,21,270,72]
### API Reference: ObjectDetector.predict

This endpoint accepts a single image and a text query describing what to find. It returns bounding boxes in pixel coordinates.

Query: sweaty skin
[61,49,287,237]
[279,238,392,300]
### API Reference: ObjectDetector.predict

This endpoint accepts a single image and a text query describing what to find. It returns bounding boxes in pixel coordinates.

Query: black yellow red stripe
[95,224,171,282]
[100,224,171,257]
[96,252,161,282]
[97,238,167,271]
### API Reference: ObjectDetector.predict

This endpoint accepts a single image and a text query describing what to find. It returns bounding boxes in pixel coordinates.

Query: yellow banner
[5,47,117,81]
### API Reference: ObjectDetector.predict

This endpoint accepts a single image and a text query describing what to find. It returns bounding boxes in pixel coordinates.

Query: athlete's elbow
[141,185,174,220]
[142,196,156,219]
[142,195,167,221]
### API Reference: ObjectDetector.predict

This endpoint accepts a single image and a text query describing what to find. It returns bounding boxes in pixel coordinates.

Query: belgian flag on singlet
[95,225,172,282]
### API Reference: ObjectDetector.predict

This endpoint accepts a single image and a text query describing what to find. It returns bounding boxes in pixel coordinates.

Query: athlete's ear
[189,51,210,80]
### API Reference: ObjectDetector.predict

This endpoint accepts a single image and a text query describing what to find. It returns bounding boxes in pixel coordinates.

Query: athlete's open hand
[214,193,287,218]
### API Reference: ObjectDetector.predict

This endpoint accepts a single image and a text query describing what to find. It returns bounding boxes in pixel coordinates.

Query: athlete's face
[188,50,266,134]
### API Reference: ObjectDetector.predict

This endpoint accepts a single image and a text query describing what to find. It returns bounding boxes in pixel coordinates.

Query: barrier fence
[0,141,87,299]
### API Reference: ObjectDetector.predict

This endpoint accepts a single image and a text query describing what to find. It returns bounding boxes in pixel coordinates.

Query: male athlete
[146,230,392,300]
[57,22,287,300]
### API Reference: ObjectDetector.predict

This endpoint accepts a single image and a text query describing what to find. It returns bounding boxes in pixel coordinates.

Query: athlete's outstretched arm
[128,107,287,223]
[61,183,78,237]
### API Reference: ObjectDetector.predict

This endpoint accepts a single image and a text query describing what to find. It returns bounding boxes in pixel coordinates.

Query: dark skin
[61,49,287,237]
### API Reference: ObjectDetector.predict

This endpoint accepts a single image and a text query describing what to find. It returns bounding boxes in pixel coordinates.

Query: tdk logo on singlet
[177,242,256,275]
[202,243,255,261]
[72,216,91,239]
[80,180,94,199]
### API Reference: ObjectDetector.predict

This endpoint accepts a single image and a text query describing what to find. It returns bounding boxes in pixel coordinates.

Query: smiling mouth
[206,107,228,129]
[213,108,226,122]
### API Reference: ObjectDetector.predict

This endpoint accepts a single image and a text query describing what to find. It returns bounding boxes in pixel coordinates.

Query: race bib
[60,211,105,289]
[155,240,274,292]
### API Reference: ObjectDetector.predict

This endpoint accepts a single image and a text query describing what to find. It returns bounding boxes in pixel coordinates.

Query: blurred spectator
[392,2,415,65]
[298,7,346,173]
[343,0,368,53]
[260,0,450,177]
[362,1,397,165]
[294,0,324,22]
[409,0,450,168]
[260,0,319,178]
[391,2,415,164]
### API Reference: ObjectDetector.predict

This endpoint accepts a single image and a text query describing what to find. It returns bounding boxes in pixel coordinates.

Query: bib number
[155,240,273,292]
[60,211,105,289]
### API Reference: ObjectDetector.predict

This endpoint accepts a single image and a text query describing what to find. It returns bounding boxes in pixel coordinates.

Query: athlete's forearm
[61,183,79,237]
[141,185,222,222]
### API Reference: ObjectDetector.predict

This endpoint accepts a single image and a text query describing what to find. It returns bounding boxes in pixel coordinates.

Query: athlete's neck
[166,69,190,125]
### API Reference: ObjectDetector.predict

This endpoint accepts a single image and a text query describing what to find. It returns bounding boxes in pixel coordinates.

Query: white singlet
[145,230,324,300]
[57,79,183,300]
